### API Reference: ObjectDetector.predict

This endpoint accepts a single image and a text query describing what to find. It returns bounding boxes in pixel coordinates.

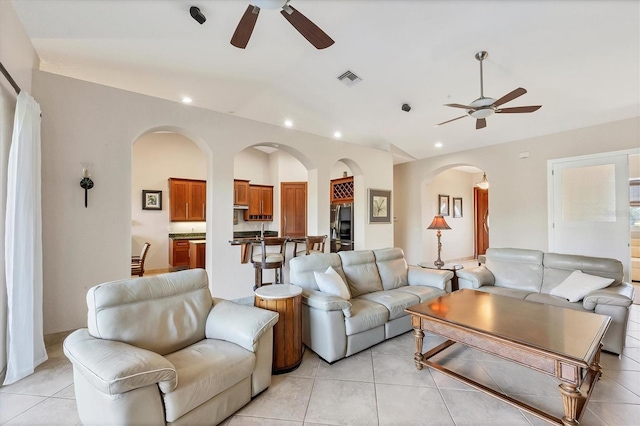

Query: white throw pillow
[314,266,351,300]
[549,270,614,303]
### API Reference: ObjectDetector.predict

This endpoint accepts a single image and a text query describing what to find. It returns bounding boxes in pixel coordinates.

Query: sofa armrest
[63,329,177,395]
[583,282,635,310]
[300,288,353,317]
[206,299,279,352]
[408,266,453,291]
[456,267,495,289]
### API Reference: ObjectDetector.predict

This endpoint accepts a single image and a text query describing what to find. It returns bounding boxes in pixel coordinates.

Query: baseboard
[44,329,74,347]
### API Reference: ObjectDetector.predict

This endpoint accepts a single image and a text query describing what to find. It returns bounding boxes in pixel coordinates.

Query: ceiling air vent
[337,70,362,87]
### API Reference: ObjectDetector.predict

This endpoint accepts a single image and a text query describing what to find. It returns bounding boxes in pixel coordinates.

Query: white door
[549,153,630,280]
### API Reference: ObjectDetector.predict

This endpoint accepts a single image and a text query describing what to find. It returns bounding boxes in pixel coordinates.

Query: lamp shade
[427,215,451,230]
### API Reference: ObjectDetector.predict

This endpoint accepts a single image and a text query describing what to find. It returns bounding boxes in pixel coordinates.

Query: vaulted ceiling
[11,0,640,163]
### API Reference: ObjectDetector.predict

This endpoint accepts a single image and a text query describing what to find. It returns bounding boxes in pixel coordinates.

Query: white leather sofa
[456,248,635,355]
[63,269,279,425]
[289,248,453,363]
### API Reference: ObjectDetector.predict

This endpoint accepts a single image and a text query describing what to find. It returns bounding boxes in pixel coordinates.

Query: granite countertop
[169,233,206,240]
[233,231,278,238]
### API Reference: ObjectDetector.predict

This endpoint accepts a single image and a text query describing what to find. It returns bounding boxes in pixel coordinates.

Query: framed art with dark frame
[453,197,463,218]
[439,194,450,216]
[142,190,162,210]
[369,189,391,223]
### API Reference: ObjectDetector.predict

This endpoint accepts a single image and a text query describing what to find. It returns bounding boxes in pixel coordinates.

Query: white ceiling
[11,0,640,163]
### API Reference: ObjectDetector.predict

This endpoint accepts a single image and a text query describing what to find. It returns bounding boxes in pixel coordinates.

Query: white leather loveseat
[63,269,279,425]
[456,248,635,354]
[289,248,453,363]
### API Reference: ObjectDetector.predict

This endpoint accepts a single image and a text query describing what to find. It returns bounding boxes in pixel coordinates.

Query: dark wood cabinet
[244,185,273,221]
[169,239,190,268]
[330,176,354,204]
[281,182,307,237]
[234,179,250,206]
[169,178,206,222]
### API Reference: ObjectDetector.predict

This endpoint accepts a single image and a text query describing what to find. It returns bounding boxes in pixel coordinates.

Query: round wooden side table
[254,284,303,374]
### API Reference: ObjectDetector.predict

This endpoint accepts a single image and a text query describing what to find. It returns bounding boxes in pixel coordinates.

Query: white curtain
[3,91,46,385]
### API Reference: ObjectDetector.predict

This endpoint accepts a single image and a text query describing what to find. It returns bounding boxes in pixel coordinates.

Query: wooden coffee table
[405,289,611,426]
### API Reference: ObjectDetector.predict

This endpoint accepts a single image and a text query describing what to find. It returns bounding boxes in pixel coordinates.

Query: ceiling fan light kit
[438,51,542,129]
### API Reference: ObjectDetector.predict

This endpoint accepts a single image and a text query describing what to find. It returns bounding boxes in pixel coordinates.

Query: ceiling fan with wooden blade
[436,51,541,129]
[231,0,334,50]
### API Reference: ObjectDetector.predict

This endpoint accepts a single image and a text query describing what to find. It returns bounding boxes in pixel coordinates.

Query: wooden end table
[417,262,463,291]
[254,284,303,374]
[406,289,610,426]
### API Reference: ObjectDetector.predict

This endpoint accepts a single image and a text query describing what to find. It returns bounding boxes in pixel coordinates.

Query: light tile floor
[1,305,639,425]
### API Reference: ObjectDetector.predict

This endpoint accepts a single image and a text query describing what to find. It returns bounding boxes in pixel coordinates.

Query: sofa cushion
[314,266,351,300]
[476,286,533,300]
[163,339,255,423]
[358,289,420,320]
[373,248,409,290]
[87,269,212,356]
[485,248,544,293]
[344,298,389,335]
[289,253,345,291]
[339,251,384,297]
[525,293,590,312]
[549,270,614,302]
[395,285,446,303]
[541,252,623,294]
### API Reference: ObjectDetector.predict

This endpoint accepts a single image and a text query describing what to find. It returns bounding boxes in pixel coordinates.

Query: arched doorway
[131,131,208,274]
[421,165,488,266]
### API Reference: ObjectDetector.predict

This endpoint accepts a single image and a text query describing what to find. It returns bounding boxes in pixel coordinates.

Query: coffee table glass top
[406,289,610,362]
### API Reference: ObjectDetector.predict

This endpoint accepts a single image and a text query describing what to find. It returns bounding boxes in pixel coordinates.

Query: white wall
[132,132,207,271]
[395,117,640,266]
[33,70,394,334]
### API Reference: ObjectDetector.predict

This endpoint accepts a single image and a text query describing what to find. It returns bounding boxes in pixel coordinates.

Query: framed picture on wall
[369,189,391,223]
[453,197,463,218]
[439,194,450,216]
[142,190,162,210]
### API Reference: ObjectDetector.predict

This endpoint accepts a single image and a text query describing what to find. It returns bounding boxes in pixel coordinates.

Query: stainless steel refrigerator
[330,203,353,252]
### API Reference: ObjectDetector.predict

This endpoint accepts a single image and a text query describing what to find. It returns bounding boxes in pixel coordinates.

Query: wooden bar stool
[293,235,327,257]
[250,237,287,289]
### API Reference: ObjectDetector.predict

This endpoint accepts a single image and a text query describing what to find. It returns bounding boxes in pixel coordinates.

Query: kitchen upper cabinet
[330,176,354,204]
[169,178,206,222]
[234,179,250,206]
[244,185,273,221]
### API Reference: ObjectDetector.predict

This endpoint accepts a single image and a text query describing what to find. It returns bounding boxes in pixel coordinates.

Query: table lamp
[427,215,451,268]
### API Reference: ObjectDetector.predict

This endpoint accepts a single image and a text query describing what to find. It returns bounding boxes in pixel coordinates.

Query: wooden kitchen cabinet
[330,176,354,204]
[189,241,206,269]
[169,178,206,222]
[234,179,250,206]
[169,239,190,268]
[244,185,273,221]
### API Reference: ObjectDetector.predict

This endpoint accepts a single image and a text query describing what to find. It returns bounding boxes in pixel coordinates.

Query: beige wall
[33,70,394,334]
[394,117,640,266]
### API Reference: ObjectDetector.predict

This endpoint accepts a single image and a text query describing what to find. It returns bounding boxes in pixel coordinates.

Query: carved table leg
[413,328,424,370]
[559,383,581,426]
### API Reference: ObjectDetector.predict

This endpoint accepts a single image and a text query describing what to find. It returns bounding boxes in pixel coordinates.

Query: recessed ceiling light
[182,97,192,104]
[435,142,443,148]
[334,131,342,138]
[284,119,293,128]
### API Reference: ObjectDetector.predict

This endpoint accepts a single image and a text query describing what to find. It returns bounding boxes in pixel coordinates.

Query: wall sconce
[80,166,94,208]
[427,214,451,268]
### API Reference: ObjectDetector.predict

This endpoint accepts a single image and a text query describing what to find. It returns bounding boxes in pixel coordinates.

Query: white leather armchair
[63,269,279,425]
